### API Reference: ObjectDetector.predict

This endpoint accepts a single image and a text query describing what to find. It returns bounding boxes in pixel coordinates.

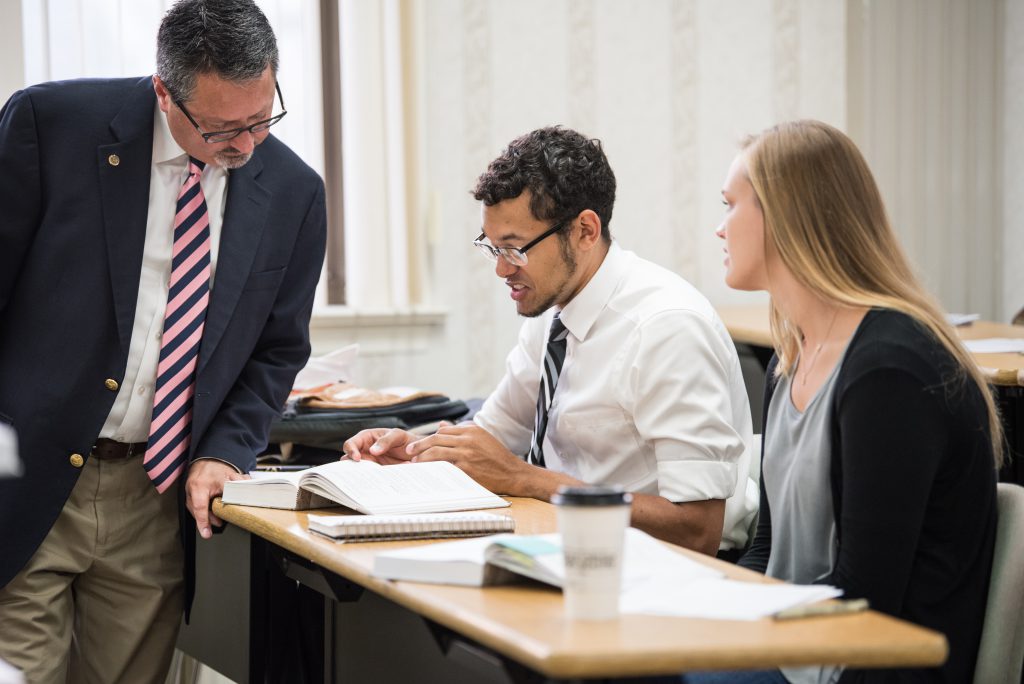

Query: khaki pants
[0,455,184,684]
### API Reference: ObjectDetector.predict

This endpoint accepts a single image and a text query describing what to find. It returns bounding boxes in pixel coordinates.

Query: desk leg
[268,546,363,684]
[250,536,332,683]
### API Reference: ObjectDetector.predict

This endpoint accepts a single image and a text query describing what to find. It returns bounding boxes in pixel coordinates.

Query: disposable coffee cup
[550,485,633,620]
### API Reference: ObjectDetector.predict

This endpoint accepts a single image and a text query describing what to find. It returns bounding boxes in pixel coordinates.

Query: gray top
[764,358,844,684]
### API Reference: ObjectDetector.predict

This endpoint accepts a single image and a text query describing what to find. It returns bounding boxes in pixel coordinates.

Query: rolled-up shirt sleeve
[618,309,746,503]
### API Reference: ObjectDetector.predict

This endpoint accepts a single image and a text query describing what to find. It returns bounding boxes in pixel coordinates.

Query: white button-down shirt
[99,102,227,443]
[475,242,756,549]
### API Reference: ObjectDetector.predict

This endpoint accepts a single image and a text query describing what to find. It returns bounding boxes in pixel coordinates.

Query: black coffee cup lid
[550,485,633,506]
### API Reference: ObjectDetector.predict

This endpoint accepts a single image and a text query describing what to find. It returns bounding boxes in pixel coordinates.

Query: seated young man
[345,126,755,557]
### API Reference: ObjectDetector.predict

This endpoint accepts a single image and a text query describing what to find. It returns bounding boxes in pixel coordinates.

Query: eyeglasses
[472,218,571,267]
[174,82,288,144]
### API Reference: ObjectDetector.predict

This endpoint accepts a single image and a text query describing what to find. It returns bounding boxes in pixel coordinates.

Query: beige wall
[847,0,1005,317]
[0,0,24,99]
[323,0,1014,401]
[316,0,849,398]
[2,0,1014,398]
[1004,0,1024,320]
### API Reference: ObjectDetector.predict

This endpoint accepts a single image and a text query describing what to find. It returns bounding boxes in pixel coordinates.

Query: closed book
[372,535,519,587]
[222,459,509,514]
[372,533,565,588]
[307,512,515,542]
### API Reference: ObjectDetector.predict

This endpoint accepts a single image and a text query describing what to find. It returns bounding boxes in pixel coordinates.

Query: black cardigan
[739,309,997,683]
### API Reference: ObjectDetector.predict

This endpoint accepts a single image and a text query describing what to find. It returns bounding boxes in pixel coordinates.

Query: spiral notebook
[306,511,515,542]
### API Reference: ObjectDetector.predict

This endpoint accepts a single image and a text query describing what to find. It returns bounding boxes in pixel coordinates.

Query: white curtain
[338,0,426,311]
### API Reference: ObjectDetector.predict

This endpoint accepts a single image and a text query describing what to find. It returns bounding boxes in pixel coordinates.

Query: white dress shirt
[99,102,227,443]
[475,242,757,549]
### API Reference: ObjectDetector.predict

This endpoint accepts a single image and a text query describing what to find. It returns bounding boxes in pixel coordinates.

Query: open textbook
[221,460,509,514]
[374,528,842,621]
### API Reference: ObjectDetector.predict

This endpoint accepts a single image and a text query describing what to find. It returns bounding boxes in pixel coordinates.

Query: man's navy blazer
[0,76,327,611]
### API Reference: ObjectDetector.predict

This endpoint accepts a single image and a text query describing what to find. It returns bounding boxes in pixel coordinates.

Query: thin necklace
[799,307,840,386]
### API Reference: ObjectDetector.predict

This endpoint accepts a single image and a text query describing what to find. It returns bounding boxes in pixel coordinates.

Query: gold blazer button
[108,154,120,166]
[104,378,119,391]
[69,453,84,468]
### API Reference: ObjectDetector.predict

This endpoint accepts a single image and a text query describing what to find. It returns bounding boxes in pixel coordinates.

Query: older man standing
[0,1,326,680]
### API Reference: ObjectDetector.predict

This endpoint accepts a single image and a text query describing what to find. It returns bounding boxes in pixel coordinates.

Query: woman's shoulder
[840,308,955,384]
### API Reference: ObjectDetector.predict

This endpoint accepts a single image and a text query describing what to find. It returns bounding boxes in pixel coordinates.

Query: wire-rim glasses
[174,82,287,144]
[473,218,571,267]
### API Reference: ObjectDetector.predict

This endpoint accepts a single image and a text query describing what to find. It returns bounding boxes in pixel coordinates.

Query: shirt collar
[152,100,187,166]
[557,241,628,342]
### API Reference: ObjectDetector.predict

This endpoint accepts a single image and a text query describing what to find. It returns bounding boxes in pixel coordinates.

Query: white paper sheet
[963,338,1024,354]
[621,577,842,621]
[292,343,360,390]
[946,312,981,327]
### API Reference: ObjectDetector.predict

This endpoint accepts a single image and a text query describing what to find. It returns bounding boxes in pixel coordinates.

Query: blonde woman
[686,121,1001,684]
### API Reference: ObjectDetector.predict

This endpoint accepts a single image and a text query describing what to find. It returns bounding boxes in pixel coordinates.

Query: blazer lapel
[198,154,269,373]
[97,78,156,353]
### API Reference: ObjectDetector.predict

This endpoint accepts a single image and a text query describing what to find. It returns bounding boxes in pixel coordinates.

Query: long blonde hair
[741,120,1004,467]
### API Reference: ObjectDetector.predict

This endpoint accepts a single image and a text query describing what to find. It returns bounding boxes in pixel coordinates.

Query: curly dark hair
[472,126,616,241]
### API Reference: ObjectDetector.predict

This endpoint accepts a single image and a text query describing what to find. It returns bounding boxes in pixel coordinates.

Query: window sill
[310,306,447,331]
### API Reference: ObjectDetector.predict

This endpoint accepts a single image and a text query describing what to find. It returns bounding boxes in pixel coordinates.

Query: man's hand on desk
[343,421,457,463]
[406,424,581,498]
[186,459,249,539]
[343,427,419,464]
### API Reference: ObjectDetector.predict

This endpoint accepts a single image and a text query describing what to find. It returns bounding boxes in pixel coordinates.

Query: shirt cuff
[192,456,243,474]
[656,459,737,503]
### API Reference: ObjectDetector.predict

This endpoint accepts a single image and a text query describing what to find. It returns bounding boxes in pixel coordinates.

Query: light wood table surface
[717,304,1024,387]
[213,497,947,679]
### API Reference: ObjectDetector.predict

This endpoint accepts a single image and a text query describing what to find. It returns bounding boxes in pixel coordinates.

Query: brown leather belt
[91,438,147,460]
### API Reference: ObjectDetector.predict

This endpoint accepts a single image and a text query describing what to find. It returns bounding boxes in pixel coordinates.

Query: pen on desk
[255,464,310,472]
[773,598,869,621]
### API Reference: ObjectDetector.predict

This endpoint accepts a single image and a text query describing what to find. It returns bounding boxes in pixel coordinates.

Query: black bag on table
[268,394,470,453]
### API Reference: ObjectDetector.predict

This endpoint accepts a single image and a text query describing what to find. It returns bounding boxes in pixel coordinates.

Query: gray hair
[156,0,278,103]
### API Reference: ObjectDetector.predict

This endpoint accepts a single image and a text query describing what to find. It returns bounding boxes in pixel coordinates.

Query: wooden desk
[717,304,1024,485]
[716,304,1024,387]
[207,497,947,681]
[955,320,1024,388]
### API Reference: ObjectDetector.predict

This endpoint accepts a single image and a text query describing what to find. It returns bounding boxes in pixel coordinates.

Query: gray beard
[215,150,253,169]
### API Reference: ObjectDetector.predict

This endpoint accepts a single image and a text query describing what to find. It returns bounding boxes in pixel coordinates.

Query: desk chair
[973,483,1024,684]
[744,434,763,546]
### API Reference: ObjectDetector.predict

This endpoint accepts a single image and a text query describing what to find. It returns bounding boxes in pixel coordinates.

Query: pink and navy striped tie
[145,156,211,493]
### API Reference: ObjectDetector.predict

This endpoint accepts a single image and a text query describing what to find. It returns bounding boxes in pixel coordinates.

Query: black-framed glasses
[473,218,571,267]
[174,82,288,144]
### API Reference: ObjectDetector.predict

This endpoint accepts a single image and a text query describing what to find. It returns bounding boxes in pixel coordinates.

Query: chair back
[743,434,763,545]
[974,483,1024,683]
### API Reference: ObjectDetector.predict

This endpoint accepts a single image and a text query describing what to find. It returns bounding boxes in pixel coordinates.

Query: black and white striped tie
[527,314,569,467]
